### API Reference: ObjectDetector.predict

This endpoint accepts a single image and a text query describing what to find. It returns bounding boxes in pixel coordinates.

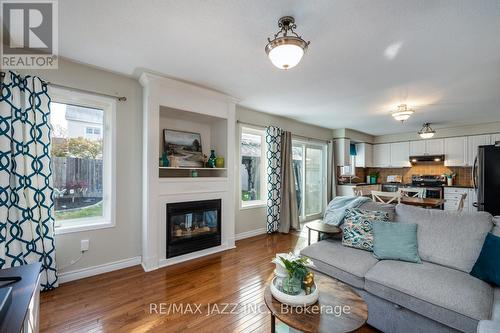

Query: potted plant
[272,253,314,295]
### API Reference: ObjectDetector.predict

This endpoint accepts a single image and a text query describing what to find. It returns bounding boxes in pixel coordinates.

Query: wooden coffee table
[305,221,342,245]
[264,273,368,333]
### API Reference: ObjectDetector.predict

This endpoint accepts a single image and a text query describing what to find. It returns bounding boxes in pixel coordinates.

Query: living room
[1,1,500,333]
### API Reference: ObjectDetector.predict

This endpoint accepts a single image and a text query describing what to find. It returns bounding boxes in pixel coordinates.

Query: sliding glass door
[292,140,327,222]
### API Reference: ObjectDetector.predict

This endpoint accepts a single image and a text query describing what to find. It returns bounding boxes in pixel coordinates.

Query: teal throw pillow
[372,221,421,263]
[470,233,500,286]
[342,208,390,251]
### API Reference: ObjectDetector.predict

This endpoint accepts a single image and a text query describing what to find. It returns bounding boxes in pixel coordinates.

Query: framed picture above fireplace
[163,129,204,167]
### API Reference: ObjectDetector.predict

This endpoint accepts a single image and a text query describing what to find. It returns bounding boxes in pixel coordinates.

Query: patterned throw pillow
[342,208,390,251]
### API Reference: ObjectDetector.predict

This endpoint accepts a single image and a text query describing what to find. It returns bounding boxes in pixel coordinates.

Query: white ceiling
[59,0,500,135]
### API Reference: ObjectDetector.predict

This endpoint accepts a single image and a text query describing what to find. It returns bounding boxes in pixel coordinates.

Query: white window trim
[50,87,116,235]
[239,124,267,210]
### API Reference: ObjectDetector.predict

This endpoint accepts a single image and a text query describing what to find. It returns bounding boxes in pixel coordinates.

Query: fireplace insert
[166,199,221,258]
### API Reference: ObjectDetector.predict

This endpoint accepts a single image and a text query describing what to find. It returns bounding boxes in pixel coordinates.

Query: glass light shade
[391,111,414,122]
[268,44,304,70]
[419,132,435,139]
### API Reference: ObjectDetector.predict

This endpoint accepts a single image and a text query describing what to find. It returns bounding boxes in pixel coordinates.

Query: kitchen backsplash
[346,164,472,186]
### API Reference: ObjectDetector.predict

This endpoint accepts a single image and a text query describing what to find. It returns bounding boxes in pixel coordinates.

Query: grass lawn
[55,202,103,220]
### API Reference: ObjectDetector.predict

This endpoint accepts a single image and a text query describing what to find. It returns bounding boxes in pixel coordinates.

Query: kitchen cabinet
[426,139,445,155]
[468,188,477,212]
[390,142,411,167]
[491,133,500,144]
[336,185,356,197]
[409,139,444,156]
[444,187,470,212]
[467,135,490,166]
[372,144,391,167]
[355,143,372,168]
[334,138,351,166]
[444,137,467,166]
[410,140,426,156]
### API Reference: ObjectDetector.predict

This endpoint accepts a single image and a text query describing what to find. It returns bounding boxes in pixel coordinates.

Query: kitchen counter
[442,185,474,189]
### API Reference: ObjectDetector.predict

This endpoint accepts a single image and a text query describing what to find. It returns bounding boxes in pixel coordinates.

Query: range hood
[409,155,445,164]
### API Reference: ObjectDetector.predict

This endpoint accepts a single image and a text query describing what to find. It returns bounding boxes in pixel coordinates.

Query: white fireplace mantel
[139,72,237,271]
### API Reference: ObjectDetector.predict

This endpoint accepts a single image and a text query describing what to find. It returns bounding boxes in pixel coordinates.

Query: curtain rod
[0,71,127,102]
[236,120,331,143]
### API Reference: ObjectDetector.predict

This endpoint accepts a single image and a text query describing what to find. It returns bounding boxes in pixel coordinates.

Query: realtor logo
[1,0,58,69]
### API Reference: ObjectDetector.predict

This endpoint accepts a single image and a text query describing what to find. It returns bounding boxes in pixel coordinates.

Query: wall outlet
[80,239,90,252]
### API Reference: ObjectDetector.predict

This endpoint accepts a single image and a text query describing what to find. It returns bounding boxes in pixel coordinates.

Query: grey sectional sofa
[300,203,500,333]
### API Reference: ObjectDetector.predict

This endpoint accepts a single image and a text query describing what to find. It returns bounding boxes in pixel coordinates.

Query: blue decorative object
[266,126,282,233]
[372,221,422,263]
[208,149,217,168]
[0,71,58,290]
[470,233,500,286]
[350,143,357,156]
[162,152,169,167]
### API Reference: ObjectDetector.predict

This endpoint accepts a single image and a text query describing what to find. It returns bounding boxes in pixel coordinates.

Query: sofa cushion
[372,221,421,263]
[471,233,500,287]
[395,204,493,272]
[359,201,396,221]
[300,239,378,289]
[365,260,493,333]
[342,208,390,251]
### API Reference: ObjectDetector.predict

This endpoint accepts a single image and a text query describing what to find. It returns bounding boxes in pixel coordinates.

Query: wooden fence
[52,157,103,197]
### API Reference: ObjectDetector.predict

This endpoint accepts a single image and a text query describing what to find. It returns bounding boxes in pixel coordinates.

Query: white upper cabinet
[444,137,467,166]
[410,140,426,156]
[390,142,411,167]
[373,143,391,167]
[334,138,351,166]
[467,135,491,166]
[491,133,500,144]
[426,139,445,155]
[410,139,444,156]
[355,143,373,168]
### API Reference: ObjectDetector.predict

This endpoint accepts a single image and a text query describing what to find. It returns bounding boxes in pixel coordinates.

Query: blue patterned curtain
[0,71,58,290]
[266,126,282,233]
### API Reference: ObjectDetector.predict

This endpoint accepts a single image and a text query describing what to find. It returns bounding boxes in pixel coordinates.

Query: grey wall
[235,106,332,235]
[17,58,143,275]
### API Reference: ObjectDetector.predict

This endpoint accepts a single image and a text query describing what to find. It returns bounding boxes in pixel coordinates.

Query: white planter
[270,276,319,307]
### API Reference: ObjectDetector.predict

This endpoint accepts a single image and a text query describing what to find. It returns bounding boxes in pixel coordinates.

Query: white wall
[234,106,332,237]
[17,58,143,279]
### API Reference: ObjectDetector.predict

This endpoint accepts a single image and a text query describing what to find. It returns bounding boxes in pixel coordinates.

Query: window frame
[292,138,328,222]
[50,87,116,235]
[238,124,267,210]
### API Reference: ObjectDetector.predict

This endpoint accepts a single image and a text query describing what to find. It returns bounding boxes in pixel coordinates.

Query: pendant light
[418,123,436,139]
[265,16,310,70]
[391,104,415,122]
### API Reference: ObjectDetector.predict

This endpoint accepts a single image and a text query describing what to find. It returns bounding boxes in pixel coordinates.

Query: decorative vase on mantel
[208,150,217,168]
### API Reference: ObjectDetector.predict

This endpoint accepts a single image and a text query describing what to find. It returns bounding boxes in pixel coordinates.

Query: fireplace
[166,199,222,258]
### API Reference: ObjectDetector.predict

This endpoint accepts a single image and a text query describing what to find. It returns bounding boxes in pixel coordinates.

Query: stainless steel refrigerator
[474,144,500,216]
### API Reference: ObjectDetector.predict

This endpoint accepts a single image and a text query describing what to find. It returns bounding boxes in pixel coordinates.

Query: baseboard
[58,256,142,284]
[235,227,267,240]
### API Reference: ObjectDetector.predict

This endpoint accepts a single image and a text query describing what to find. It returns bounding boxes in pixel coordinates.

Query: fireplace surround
[166,199,222,258]
[140,72,236,271]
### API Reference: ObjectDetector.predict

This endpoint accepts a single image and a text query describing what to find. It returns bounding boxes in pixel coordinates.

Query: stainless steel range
[410,175,446,199]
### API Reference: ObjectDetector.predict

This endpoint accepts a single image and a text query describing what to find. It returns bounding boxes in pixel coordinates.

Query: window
[240,126,266,208]
[292,140,327,221]
[50,88,116,234]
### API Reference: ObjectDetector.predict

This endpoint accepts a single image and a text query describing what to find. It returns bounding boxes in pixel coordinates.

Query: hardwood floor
[41,232,378,333]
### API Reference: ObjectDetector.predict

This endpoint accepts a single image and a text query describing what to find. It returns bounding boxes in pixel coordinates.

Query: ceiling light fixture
[418,123,436,139]
[265,16,310,70]
[391,104,415,122]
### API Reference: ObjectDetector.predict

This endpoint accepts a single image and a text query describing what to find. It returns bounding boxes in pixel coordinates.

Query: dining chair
[371,190,401,204]
[352,188,363,196]
[399,187,425,198]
